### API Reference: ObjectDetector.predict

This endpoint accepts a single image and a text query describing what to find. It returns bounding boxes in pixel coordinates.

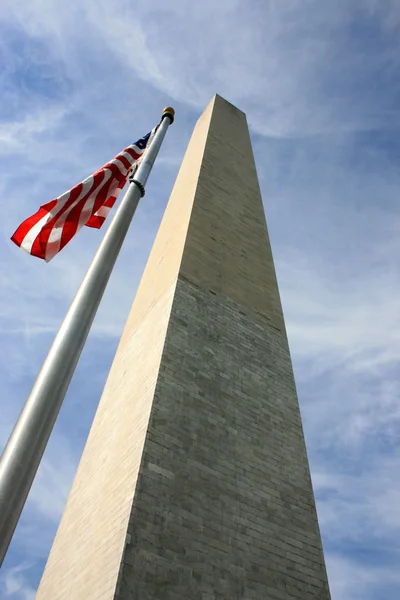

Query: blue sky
[1,1,400,598]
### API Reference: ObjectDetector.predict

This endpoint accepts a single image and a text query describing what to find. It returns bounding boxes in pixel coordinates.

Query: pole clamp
[130,178,145,197]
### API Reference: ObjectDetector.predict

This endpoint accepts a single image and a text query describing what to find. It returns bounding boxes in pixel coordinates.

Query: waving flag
[11,128,157,262]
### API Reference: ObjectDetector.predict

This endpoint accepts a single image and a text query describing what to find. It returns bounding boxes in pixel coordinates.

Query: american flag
[11,127,157,262]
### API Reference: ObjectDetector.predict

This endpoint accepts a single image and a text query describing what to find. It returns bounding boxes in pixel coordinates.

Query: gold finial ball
[162,106,175,123]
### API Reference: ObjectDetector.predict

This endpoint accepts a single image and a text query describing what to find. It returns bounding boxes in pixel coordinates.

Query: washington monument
[36,95,331,599]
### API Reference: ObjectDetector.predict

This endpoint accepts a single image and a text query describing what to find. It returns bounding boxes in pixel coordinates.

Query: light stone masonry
[36,95,331,599]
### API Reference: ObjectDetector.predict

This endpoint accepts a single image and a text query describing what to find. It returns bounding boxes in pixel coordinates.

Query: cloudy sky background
[1,1,400,598]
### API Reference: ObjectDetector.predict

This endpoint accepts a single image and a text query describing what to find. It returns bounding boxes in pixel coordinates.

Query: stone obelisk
[36,95,331,599]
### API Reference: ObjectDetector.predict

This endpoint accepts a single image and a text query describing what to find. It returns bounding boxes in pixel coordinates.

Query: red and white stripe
[11,131,155,262]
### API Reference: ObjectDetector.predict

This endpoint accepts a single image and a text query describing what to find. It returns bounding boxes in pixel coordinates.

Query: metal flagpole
[0,107,175,566]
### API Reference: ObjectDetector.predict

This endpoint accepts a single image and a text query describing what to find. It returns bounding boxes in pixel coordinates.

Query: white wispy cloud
[0,564,36,600]
[279,250,400,376]
[3,0,400,137]
[327,554,400,600]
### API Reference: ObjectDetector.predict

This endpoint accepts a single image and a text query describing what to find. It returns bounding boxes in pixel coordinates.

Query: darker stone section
[115,279,330,600]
